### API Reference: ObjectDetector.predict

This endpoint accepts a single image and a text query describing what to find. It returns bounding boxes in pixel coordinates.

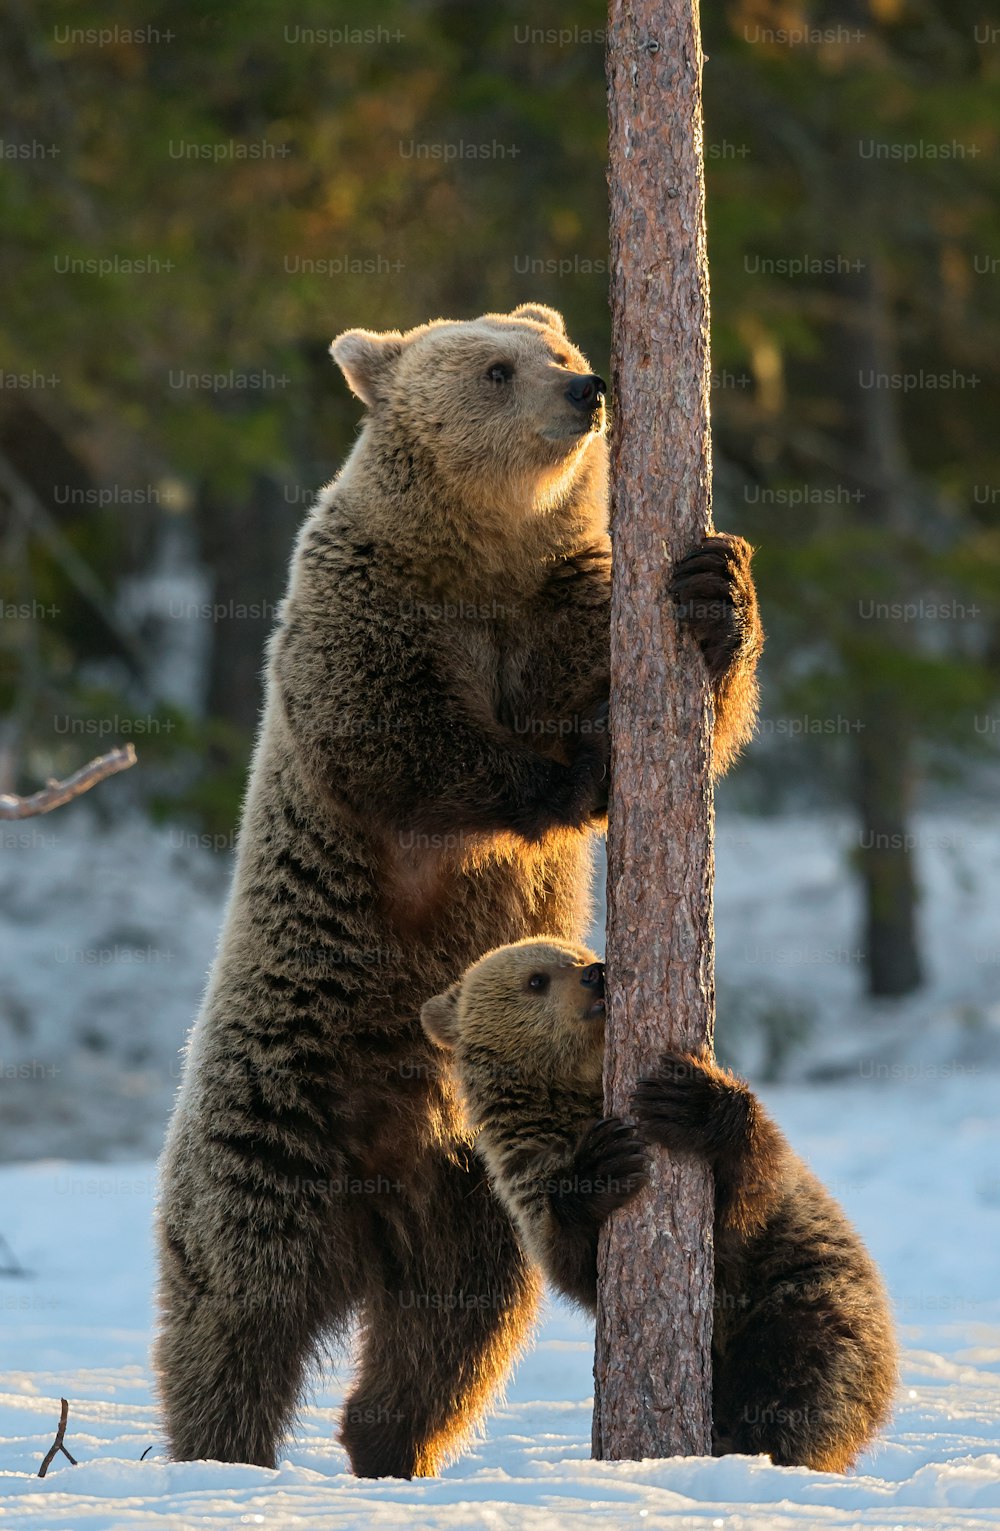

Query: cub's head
[331,304,606,514]
[420,937,606,1116]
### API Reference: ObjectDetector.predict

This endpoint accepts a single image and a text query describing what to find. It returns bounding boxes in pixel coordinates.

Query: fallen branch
[0,745,137,820]
[37,1397,77,1477]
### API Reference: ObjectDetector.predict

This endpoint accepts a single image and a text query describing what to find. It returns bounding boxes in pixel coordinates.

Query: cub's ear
[512,302,566,333]
[330,328,405,407]
[420,982,462,1050]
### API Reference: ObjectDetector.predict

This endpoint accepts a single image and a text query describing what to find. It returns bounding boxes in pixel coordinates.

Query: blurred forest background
[1,0,999,1060]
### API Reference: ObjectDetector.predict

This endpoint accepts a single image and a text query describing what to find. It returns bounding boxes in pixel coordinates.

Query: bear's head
[420,937,606,1111]
[331,304,606,515]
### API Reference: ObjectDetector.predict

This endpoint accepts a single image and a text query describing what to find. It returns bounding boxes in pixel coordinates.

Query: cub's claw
[632,1050,753,1161]
[553,1116,649,1227]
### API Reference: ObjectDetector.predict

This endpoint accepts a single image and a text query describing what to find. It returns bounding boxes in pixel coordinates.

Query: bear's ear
[330,328,405,407]
[512,303,566,334]
[420,982,462,1050]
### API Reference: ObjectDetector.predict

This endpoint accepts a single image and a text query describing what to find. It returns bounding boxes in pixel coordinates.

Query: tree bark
[594,0,715,1461]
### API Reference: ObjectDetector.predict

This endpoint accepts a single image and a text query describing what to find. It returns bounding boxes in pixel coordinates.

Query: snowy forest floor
[0,807,998,1526]
[0,1077,997,1528]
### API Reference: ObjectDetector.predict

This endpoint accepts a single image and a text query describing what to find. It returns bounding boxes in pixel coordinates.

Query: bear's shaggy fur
[155,304,763,1477]
[422,937,898,1473]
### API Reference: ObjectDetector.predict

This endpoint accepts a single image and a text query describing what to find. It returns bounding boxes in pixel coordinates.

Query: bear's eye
[487,361,514,385]
[527,973,549,993]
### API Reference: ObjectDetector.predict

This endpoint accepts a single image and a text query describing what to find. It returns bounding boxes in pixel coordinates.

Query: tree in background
[702,0,1000,995]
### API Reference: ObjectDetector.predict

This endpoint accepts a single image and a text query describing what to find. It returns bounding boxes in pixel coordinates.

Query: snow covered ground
[0,1076,997,1528]
[0,805,998,1525]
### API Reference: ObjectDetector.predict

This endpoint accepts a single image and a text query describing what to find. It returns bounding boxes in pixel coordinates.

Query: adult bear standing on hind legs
[155,303,763,1477]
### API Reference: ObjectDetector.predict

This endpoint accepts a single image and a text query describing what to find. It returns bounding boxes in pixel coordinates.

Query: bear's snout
[564,373,607,412]
[580,961,605,997]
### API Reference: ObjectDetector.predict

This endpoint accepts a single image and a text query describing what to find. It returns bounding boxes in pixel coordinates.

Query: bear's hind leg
[713,1196,897,1472]
[713,1295,875,1472]
[156,1189,353,1467]
[340,1151,540,1478]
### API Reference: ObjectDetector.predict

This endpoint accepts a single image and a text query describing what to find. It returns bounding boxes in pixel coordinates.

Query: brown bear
[421,937,898,1473]
[154,303,763,1477]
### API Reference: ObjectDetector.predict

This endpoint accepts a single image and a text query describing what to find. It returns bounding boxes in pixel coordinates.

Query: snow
[0,1076,998,1527]
[1,806,999,1525]
[0,811,224,1161]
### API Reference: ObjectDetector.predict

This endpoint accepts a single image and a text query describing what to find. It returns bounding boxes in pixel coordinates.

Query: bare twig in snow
[38,1397,77,1477]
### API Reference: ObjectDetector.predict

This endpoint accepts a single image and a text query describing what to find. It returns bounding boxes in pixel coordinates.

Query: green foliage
[1,0,998,834]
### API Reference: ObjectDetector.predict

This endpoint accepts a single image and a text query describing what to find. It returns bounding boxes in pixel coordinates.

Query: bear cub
[422,937,898,1473]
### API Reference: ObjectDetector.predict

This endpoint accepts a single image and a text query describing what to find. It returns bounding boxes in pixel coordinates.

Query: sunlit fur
[425,937,899,1474]
[155,304,763,1478]
[330,305,610,579]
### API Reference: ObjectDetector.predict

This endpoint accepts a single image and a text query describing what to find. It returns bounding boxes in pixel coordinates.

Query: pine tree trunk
[852,264,923,998]
[200,470,294,738]
[593,0,715,1461]
[856,693,922,996]
[831,258,924,998]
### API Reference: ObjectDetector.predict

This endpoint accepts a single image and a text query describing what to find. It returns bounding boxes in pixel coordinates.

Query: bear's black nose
[580,962,605,997]
[565,373,607,410]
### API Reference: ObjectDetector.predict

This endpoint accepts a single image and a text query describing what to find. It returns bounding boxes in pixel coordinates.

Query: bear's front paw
[671,533,761,686]
[632,1050,753,1160]
[552,1116,649,1230]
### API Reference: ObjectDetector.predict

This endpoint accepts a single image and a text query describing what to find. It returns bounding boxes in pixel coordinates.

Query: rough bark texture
[593,0,715,1460]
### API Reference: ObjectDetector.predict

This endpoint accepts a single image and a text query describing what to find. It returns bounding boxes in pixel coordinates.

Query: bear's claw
[632,1050,753,1161]
[564,1116,649,1222]
[671,533,759,686]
